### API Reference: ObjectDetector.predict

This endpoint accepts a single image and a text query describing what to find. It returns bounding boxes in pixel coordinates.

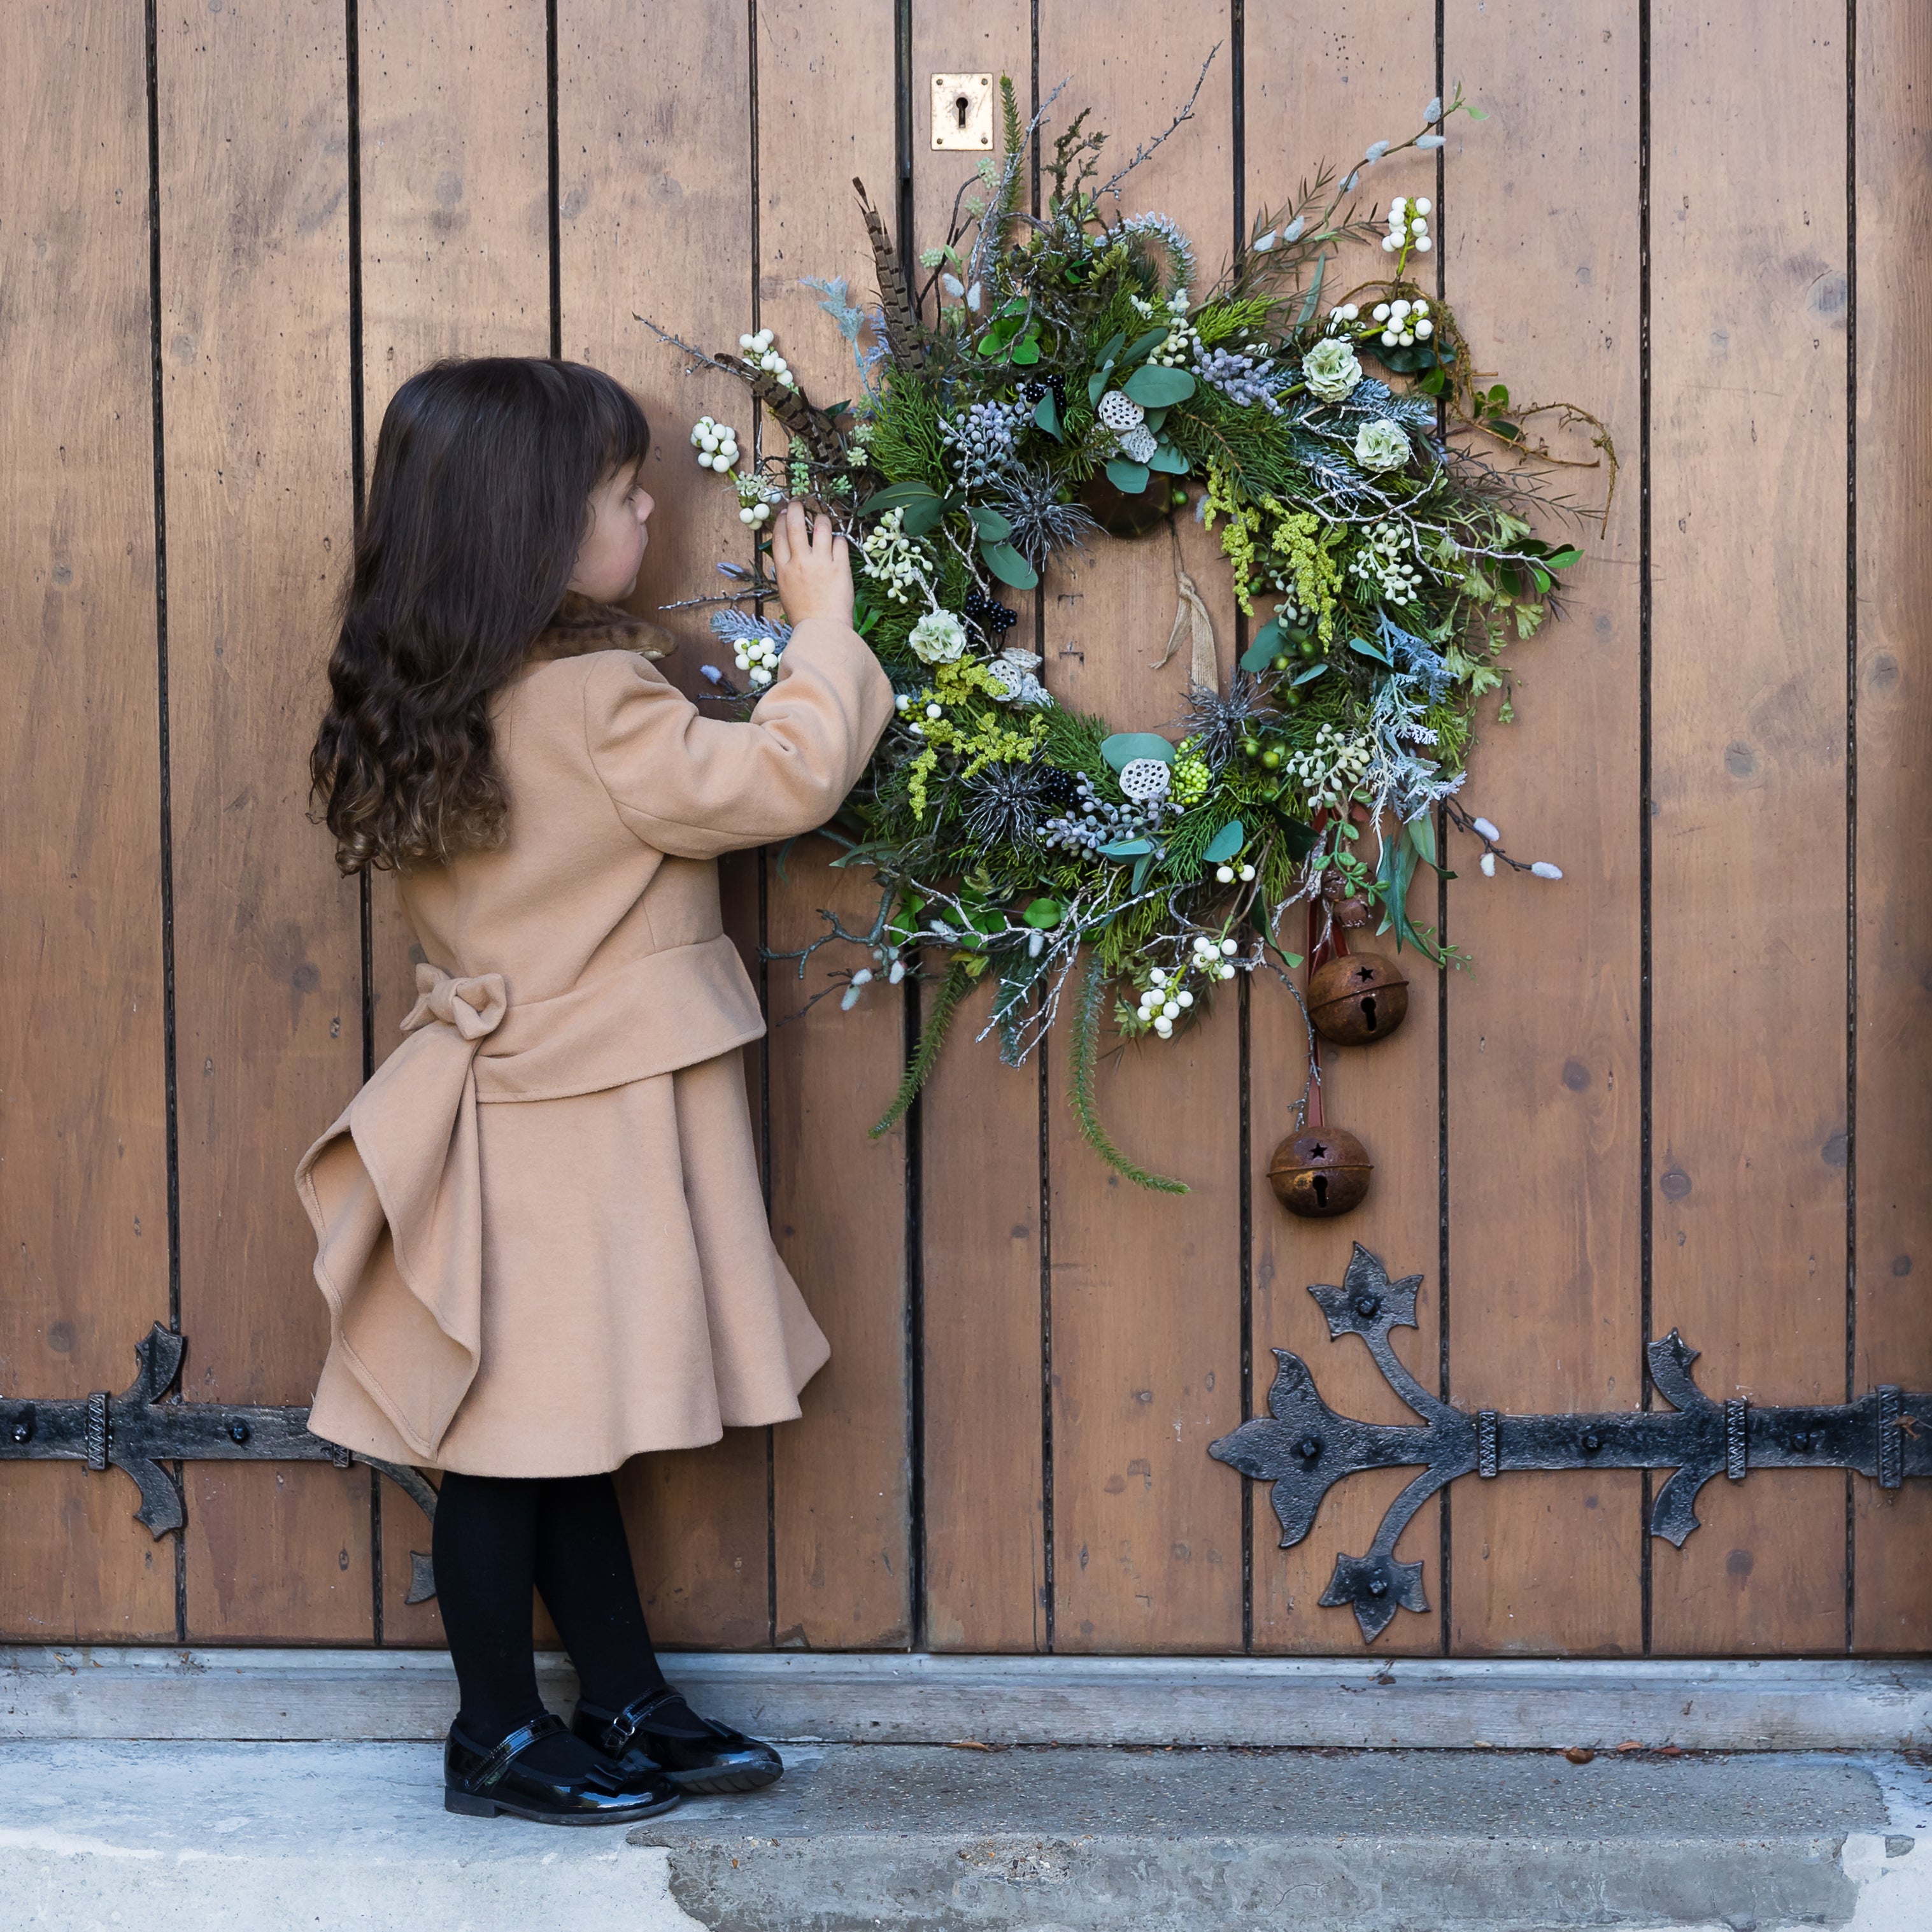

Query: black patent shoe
[571,1686,784,1796]
[444,1712,682,1824]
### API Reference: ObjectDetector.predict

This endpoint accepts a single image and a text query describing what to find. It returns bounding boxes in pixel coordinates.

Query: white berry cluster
[859,508,927,604]
[736,327,796,389]
[1371,296,1433,348]
[1132,288,1200,369]
[1214,855,1258,886]
[1285,723,1373,811]
[1132,961,1200,1039]
[1325,302,1364,334]
[689,416,739,472]
[732,634,782,686]
[1381,194,1433,257]
[732,472,781,527]
[1349,520,1426,604]
[892,689,949,737]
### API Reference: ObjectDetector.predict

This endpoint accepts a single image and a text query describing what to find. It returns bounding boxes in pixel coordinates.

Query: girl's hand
[771,501,853,629]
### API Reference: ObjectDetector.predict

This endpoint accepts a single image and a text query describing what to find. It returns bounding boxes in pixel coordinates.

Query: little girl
[298,357,893,1826]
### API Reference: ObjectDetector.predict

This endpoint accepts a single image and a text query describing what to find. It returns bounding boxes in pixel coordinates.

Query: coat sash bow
[295,940,763,1461]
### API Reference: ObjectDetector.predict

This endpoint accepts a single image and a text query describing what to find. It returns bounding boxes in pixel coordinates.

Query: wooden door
[3,0,1925,1659]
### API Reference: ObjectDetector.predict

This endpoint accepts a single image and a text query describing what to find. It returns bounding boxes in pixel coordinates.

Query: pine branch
[870,956,973,1138]
[1067,952,1188,1194]
[853,178,927,371]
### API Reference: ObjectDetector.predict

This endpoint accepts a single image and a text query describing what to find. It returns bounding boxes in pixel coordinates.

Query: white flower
[1302,336,1364,402]
[1473,818,1500,841]
[849,969,872,987]
[908,609,967,664]
[1531,861,1564,880]
[1284,215,1305,243]
[1480,851,1497,877]
[1354,419,1412,473]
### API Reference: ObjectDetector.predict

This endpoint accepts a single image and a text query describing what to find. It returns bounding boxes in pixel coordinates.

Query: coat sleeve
[580,618,897,859]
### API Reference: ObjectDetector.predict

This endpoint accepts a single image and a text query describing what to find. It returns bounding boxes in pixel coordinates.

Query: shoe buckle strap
[474,1712,564,1790]
[600,1686,679,1758]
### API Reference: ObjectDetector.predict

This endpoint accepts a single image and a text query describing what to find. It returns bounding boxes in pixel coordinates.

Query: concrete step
[1,1739,1926,1931]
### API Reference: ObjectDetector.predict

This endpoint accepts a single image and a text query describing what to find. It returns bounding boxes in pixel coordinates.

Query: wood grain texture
[1243,1,1445,1660]
[0,2,176,1640]
[358,0,551,1073]
[910,0,1048,1655]
[558,0,774,1649]
[354,0,551,1648]
[1035,14,1243,1655]
[1852,0,1932,1652]
[755,0,910,1652]
[1648,0,1849,1654]
[1442,2,1645,1656]
[157,0,371,1640]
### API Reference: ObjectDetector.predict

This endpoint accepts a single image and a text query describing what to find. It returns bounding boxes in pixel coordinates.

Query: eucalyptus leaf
[1100,732,1176,769]
[981,541,1039,589]
[1105,458,1151,494]
[1291,661,1330,686]
[1131,851,1156,893]
[1100,837,1153,858]
[1122,364,1195,407]
[859,481,939,515]
[1121,325,1170,367]
[1203,820,1245,863]
[1146,443,1190,474]
[1239,620,1282,673]
[1276,814,1318,860]
[1033,388,1062,439]
[967,505,1013,541]
[1348,632,1393,667]
[1405,813,1437,866]
[900,495,946,537]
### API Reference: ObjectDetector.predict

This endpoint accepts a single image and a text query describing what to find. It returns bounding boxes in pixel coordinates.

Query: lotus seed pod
[1116,757,1172,804]
[1118,423,1159,464]
[1097,389,1146,432]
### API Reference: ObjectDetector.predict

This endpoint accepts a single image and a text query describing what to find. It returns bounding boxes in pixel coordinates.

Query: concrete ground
[0,1738,1926,1931]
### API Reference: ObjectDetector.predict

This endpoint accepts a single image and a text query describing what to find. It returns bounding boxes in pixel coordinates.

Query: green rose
[1353,419,1411,474]
[909,609,968,664]
[1301,337,1363,402]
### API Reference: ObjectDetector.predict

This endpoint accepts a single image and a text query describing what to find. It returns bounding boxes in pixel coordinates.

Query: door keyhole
[955,94,971,130]
[1361,995,1378,1032]
[1312,1174,1330,1209]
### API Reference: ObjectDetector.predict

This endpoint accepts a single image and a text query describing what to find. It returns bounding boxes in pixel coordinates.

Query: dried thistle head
[993,464,1103,571]
[1181,672,1271,766]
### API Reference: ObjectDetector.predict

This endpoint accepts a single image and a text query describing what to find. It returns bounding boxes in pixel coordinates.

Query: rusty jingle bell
[1306,953,1410,1047]
[1268,1126,1374,1218]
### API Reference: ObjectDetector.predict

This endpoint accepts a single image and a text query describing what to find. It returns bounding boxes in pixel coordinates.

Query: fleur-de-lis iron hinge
[0,1325,440,1604]
[1210,1245,1930,1643]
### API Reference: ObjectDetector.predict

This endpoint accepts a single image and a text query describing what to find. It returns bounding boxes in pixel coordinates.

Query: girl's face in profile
[567,460,655,602]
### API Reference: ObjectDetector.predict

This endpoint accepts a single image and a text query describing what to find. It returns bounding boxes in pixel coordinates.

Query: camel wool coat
[296,603,895,1477]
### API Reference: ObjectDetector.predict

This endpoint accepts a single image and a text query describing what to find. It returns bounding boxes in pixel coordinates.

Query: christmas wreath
[643,67,1612,1195]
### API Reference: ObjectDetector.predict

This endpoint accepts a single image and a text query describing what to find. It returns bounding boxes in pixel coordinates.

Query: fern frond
[870,956,972,1137]
[1067,952,1188,1193]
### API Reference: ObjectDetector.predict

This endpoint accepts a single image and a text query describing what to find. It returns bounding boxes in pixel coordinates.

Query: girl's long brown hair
[311,357,650,874]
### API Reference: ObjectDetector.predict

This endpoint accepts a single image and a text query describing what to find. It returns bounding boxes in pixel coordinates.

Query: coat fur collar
[531,592,672,664]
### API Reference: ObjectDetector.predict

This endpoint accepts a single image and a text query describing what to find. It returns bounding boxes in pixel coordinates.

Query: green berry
[1240,737,1260,758]
[1261,748,1283,771]
[1298,635,1321,658]
[1271,652,1291,672]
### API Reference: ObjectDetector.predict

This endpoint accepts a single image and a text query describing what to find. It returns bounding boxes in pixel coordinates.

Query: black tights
[432,1470,667,1749]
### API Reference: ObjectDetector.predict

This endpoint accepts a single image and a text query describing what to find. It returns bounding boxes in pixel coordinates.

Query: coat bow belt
[294,935,764,1461]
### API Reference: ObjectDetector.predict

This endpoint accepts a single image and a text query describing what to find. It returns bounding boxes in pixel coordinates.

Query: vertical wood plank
[559,0,774,1649]
[159,0,372,1642]
[1852,0,1932,1651]
[755,0,911,1650]
[355,0,551,1645]
[1242,2,1446,1659]
[1035,13,1244,1655]
[358,0,551,1076]
[0,3,177,1642]
[1442,1,1645,1656]
[1649,0,1849,1653]
[911,0,1048,1654]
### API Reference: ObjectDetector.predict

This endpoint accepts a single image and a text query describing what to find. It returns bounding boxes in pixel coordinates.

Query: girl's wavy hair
[311,357,650,874]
